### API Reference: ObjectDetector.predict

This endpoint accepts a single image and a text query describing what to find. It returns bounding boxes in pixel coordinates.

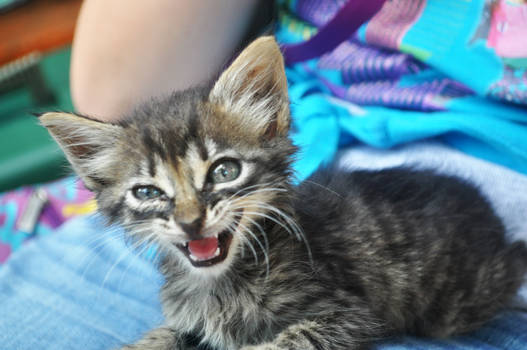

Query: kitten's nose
[179,218,203,240]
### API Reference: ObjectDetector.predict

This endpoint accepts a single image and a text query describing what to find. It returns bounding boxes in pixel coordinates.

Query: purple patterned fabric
[282,0,473,110]
[341,79,472,111]
[318,75,472,111]
[295,0,347,27]
[319,40,423,83]
[365,0,426,50]
[282,0,387,64]
[316,38,473,111]
[293,0,427,51]
[287,0,527,107]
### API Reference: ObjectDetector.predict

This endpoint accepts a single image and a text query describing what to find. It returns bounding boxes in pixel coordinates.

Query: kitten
[40,36,527,350]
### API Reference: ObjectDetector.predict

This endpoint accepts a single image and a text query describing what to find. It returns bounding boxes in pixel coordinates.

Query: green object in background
[0,0,29,13]
[0,47,73,192]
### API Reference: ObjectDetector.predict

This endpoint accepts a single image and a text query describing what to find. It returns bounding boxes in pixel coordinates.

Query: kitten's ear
[209,36,289,138]
[39,112,124,190]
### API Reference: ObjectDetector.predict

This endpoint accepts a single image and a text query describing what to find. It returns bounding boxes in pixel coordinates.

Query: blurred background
[0,0,82,192]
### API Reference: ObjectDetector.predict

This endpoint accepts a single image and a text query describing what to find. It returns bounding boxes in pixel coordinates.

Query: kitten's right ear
[39,112,124,190]
[209,36,290,139]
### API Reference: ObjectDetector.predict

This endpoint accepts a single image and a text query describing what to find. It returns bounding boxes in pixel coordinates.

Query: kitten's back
[295,167,527,337]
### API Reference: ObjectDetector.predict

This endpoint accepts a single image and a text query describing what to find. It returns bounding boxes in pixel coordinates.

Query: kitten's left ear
[209,36,289,138]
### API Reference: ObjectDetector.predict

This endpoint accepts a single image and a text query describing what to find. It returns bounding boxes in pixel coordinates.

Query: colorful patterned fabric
[0,177,94,264]
[283,0,527,105]
[277,0,527,179]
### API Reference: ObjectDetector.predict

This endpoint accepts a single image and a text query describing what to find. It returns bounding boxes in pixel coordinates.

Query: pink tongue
[188,236,219,260]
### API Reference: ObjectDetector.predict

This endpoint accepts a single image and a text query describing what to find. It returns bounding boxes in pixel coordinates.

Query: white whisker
[230,199,313,266]
[227,221,258,265]
[303,180,342,198]
[237,219,270,277]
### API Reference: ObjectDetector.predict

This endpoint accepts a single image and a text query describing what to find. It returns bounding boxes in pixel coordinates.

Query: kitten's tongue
[188,236,219,260]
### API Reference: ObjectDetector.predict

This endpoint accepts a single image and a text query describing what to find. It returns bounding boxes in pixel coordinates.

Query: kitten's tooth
[214,247,220,257]
[189,254,198,261]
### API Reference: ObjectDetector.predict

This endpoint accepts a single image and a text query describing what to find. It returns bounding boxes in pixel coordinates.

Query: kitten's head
[40,37,295,276]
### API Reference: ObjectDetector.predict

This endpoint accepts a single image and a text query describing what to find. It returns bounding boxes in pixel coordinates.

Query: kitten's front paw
[117,327,181,350]
[241,344,280,350]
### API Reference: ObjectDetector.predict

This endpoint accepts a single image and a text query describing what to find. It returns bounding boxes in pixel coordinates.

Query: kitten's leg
[241,312,386,350]
[119,327,191,350]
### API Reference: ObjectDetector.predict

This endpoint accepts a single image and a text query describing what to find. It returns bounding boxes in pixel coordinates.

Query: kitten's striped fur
[41,37,527,350]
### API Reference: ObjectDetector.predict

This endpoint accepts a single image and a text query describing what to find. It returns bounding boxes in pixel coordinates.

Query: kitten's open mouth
[176,217,239,267]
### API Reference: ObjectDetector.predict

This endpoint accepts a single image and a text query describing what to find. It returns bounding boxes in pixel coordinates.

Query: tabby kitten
[40,37,527,350]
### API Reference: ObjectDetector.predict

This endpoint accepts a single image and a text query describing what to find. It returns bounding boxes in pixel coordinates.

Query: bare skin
[70,0,261,121]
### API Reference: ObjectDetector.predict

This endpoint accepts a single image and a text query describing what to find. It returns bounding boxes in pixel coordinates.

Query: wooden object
[0,0,82,65]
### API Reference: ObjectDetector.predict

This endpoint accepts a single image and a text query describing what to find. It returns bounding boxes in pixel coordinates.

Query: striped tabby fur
[40,37,527,350]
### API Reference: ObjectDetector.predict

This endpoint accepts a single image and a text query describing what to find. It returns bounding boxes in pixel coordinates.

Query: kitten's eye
[133,185,165,201]
[209,159,241,184]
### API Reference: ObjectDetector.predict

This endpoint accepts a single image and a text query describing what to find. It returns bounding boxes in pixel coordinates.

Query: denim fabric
[0,216,164,349]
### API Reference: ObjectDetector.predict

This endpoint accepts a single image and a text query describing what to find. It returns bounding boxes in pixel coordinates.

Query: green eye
[210,160,241,184]
[133,185,164,200]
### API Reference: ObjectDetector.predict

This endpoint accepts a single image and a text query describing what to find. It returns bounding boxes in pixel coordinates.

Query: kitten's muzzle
[175,214,241,268]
